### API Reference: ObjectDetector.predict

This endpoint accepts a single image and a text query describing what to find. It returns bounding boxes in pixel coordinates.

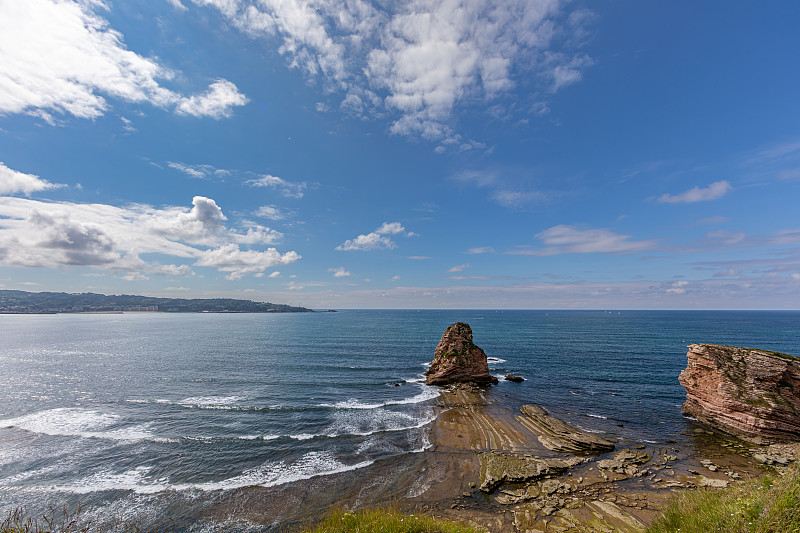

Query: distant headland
[0,290,314,314]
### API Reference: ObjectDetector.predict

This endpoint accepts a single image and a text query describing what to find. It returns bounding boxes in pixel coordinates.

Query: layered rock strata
[517,404,616,454]
[679,343,800,443]
[426,322,498,385]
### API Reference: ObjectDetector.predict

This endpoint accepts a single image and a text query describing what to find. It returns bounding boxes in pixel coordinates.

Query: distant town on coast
[0,290,314,314]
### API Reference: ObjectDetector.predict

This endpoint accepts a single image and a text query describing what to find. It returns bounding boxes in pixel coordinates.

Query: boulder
[426,322,498,385]
[505,374,525,382]
[679,343,800,443]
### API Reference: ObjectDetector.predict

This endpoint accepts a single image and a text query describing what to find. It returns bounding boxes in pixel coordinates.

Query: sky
[1,0,799,309]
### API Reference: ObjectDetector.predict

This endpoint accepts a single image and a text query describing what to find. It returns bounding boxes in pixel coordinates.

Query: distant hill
[0,290,314,314]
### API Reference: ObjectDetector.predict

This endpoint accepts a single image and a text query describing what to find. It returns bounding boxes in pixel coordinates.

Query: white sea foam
[486,357,507,364]
[2,408,158,442]
[182,451,374,492]
[54,466,169,494]
[586,414,608,420]
[321,384,439,410]
[325,407,435,438]
[52,451,375,494]
[3,408,118,435]
[178,396,245,408]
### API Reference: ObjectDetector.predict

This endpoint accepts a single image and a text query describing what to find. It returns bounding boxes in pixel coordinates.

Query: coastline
[199,384,794,532]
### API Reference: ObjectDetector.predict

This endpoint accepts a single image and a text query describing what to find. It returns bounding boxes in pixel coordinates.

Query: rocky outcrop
[479,452,584,492]
[517,404,615,454]
[679,343,800,443]
[426,322,498,386]
[505,374,525,382]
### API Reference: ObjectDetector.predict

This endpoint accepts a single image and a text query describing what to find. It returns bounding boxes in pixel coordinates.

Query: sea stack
[679,343,800,444]
[426,322,498,386]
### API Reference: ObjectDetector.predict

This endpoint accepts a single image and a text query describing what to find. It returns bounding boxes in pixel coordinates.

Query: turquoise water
[0,310,798,529]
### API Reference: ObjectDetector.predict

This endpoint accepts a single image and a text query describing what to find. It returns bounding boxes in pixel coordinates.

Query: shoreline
[199,384,795,532]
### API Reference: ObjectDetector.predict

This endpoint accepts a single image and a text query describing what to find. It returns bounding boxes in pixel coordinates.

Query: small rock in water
[505,374,525,382]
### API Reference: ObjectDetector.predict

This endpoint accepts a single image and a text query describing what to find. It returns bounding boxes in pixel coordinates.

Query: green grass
[302,506,482,533]
[648,463,800,533]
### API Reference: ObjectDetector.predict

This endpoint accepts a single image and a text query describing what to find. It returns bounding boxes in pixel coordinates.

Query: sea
[1,310,799,530]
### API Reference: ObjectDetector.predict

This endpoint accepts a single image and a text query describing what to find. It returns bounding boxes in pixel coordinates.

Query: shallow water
[1,310,798,529]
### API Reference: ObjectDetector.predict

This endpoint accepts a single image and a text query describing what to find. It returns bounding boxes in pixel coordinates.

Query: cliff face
[679,343,800,443]
[426,322,498,386]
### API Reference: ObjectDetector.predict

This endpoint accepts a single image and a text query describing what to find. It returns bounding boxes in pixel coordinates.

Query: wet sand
[203,385,792,532]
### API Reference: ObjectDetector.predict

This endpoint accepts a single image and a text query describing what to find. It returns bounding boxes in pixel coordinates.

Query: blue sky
[1,0,799,309]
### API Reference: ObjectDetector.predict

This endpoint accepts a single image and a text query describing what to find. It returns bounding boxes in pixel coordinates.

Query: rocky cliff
[679,343,800,443]
[426,322,498,385]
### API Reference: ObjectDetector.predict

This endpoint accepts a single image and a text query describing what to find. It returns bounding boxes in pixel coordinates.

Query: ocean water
[1,310,799,529]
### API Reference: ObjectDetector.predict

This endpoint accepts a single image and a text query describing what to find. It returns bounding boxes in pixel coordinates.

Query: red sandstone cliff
[426,322,498,386]
[679,343,800,444]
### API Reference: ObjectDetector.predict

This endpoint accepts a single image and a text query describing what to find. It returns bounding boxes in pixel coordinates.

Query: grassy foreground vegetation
[302,506,480,533]
[647,462,800,533]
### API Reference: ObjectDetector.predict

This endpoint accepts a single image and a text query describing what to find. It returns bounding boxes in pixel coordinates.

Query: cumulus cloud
[509,225,657,256]
[328,266,351,277]
[175,79,249,119]
[376,221,405,235]
[184,0,593,143]
[336,221,411,251]
[0,195,298,279]
[195,244,300,280]
[0,162,65,195]
[246,174,307,198]
[448,264,469,272]
[657,180,732,204]
[0,0,246,120]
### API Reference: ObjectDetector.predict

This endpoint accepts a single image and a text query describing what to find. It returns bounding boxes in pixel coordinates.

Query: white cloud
[0,162,65,195]
[666,281,689,294]
[453,169,555,208]
[328,266,351,278]
[658,180,732,204]
[376,221,405,235]
[167,161,231,180]
[166,0,188,11]
[0,0,246,120]
[268,271,281,278]
[255,204,289,220]
[509,225,657,256]
[0,195,298,278]
[175,80,249,119]
[389,275,400,282]
[336,232,395,251]
[186,0,593,142]
[466,246,494,254]
[336,221,412,251]
[448,264,469,273]
[121,271,149,281]
[246,174,307,198]
[195,243,300,279]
